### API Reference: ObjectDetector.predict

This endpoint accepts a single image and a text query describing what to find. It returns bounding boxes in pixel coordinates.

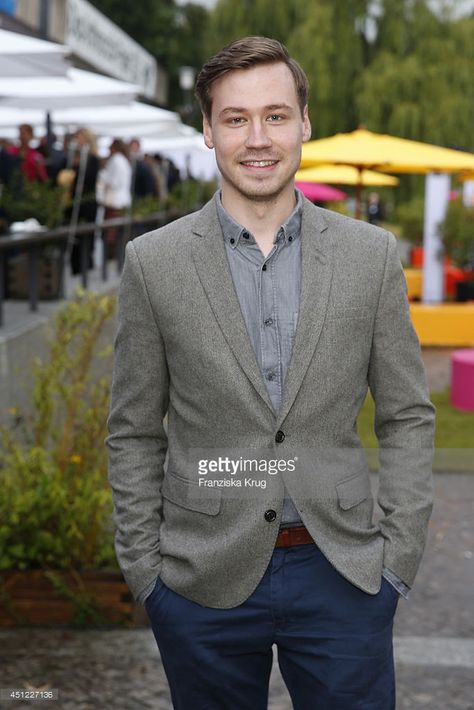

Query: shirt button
[262,264,267,271]
[266,372,276,381]
[288,235,293,242]
[243,231,250,239]
[264,318,273,326]
[275,430,285,443]
[230,238,235,245]
[264,509,277,522]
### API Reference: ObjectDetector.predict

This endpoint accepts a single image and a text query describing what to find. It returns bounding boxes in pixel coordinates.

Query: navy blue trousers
[146,544,398,709]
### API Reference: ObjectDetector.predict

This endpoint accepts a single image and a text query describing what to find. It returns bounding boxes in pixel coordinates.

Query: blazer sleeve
[367,231,435,588]
[106,240,169,600]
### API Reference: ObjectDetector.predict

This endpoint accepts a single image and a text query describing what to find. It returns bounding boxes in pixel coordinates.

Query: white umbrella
[0,68,139,110]
[0,102,179,138]
[53,101,181,134]
[0,28,69,78]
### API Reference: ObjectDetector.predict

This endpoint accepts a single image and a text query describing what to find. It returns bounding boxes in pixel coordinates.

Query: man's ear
[203,115,214,149]
[302,106,311,143]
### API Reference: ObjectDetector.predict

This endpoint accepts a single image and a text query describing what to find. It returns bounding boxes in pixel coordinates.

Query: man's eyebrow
[218,103,295,118]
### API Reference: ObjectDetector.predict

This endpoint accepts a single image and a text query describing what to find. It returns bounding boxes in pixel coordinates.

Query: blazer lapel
[191,200,274,412]
[277,201,334,426]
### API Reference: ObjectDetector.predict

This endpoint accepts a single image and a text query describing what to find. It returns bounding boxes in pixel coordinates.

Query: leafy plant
[131,194,163,217]
[394,196,425,245]
[166,178,218,211]
[1,175,68,229]
[0,289,117,571]
[439,198,474,269]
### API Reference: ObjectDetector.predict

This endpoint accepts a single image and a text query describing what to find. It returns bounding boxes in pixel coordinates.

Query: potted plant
[440,198,474,301]
[0,290,137,626]
[394,196,425,266]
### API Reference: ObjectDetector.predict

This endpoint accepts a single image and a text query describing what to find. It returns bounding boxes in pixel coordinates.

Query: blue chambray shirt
[216,189,304,529]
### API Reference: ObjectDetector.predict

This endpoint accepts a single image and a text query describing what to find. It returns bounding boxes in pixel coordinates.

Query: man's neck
[221,186,296,257]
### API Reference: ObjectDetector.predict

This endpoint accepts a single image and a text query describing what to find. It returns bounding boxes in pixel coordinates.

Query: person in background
[149,153,169,203]
[96,138,132,259]
[367,191,384,225]
[128,139,158,199]
[37,132,66,184]
[8,124,47,183]
[66,128,100,274]
[0,139,19,233]
[0,138,19,190]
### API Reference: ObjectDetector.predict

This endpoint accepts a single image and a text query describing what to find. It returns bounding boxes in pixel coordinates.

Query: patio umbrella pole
[355,166,363,220]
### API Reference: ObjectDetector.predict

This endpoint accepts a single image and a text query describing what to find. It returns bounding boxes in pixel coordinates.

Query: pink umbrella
[296,181,347,202]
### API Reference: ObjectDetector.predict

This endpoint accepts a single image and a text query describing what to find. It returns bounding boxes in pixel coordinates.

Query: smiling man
[107,37,435,709]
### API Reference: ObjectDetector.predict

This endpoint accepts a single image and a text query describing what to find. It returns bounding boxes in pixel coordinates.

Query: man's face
[203,62,311,206]
[19,125,32,146]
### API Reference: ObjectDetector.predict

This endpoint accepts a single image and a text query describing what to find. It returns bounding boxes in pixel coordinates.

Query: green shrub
[167,178,218,210]
[0,290,117,571]
[394,196,425,245]
[440,198,474,269]
[1,176,68,229]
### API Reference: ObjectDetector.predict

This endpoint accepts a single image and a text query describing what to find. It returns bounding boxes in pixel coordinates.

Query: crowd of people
[0,124,182,273]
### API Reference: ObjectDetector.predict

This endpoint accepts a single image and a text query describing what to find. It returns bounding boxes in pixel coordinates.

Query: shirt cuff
[382,567,410,599]
[137,577,158,605]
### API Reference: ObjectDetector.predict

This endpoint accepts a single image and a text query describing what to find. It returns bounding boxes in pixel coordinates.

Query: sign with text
[66,0,157,99]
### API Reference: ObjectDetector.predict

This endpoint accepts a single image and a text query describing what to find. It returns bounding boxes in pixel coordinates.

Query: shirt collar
[215,189,303,249]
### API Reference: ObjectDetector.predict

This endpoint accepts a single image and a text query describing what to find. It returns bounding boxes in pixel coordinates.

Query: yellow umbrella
[301,128,474,173]
[295,164,399,187]
[301,127,474,217]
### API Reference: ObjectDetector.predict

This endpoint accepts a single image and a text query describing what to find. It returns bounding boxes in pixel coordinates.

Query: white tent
[0,102,184,145]
[53,102,181,134]
[0,28,69,78]
[0,68,139,110]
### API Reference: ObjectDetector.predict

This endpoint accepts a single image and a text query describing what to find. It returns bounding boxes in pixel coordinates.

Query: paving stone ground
[1,472,473,710]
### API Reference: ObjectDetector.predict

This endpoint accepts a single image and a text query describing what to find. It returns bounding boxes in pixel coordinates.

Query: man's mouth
[240,160,278,167]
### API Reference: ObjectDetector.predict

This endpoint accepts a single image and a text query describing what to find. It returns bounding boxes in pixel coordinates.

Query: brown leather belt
[275,526,315,548]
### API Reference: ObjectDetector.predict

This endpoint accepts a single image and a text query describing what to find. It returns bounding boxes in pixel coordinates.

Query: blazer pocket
[162,470,222,516]
[325,306,371,320]
[336,472,371,510]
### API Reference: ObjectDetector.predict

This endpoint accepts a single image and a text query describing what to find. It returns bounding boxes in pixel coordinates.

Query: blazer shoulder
[306,201,394,259]
[131,209,199,256]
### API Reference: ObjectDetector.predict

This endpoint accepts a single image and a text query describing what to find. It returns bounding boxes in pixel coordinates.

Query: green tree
[207,0,302,53]
[90,0,176,62]
[355,3,474,151]
[286,1,369,137]
[90,0,210,115]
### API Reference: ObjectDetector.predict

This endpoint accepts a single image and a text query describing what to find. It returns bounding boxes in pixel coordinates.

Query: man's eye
[229,117,245,125]
[268,114,283,122]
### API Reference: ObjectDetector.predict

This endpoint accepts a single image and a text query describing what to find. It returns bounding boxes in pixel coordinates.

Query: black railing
[0,209,186,328]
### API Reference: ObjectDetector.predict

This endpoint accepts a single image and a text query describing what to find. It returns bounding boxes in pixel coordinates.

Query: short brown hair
[195,36,309,120]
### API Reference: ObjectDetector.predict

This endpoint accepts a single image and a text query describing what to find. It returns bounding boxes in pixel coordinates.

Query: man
[8,124,47,183]
[128,138,158,199]
[107,37,435,709]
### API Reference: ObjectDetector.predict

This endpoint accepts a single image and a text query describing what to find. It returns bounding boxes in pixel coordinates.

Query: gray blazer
[107,196,435,607]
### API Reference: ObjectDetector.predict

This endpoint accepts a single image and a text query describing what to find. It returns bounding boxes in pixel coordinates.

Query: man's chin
[232,179,295,204]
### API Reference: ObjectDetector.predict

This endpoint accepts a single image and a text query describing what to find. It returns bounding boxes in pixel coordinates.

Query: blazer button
[275,430,285,443]
[264,509,277,522]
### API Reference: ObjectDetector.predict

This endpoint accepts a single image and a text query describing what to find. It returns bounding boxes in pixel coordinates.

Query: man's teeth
[243,160,276,166]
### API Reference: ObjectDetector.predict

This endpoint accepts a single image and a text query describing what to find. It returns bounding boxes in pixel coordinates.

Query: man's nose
[245,120,272,149]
